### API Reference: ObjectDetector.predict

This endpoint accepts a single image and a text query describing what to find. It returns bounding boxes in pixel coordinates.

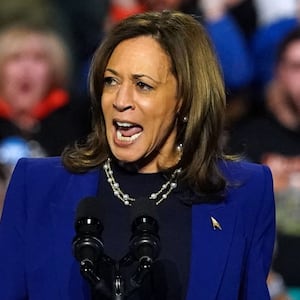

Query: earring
[183,116,188,123]
[176,143,183,152]
[176,143,183,164]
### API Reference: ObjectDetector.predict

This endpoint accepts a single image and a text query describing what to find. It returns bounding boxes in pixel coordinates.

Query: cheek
[1,64,19,83]
[32,64,51,85]
[155,98,179,122]
[284,74,300,95]
[101,96,111,120]
[0,67,19,98]
[148,109,177,140]
[101,96,116,134]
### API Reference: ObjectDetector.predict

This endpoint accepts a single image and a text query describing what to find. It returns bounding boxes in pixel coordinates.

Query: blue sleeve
[205,14,254,91]
[0,159,28,299]
[242,165,276,299]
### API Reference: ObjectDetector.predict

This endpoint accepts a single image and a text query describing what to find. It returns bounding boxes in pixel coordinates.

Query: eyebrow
[105,68,161,84]
[133,74,160,84]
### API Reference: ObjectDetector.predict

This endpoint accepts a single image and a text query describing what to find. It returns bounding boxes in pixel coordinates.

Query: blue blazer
[0,157,275,300]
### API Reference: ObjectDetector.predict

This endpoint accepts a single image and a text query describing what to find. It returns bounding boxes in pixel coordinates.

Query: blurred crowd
[0,0,299,299]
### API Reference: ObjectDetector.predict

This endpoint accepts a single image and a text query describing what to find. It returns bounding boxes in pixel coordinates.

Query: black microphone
[129,198,161,283]
[73,197,114,299]
[72,196,104,270]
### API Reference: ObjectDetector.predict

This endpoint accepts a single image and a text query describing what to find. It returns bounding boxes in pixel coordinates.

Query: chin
[110,142,145,162]
[112,152,140,163]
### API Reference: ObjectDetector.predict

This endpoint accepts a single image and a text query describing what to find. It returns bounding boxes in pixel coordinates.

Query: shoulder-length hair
[63,10,231,197]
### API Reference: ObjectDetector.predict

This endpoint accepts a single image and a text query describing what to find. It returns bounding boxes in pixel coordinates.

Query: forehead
[110,36,169,61]
[107,36,172,77]
[3,33,48,58]
[282,40,300,61]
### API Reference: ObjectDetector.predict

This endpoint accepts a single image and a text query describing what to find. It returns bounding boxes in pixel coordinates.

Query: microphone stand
[130,256,153,288]
[116,252,154,299]
[81,250,150,300]
[87,250,154,300]
[80,254,113,299]
[111,262,125,300]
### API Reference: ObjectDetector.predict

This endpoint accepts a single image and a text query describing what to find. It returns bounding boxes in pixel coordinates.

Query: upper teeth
[116,122,133,127]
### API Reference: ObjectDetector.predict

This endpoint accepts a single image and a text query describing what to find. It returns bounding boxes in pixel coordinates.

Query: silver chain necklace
[103,158,181,206]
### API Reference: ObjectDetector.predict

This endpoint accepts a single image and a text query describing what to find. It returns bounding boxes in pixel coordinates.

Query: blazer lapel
[186,199,238,300]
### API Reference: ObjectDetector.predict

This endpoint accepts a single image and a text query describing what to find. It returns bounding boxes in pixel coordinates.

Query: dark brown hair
[63,10,230,198]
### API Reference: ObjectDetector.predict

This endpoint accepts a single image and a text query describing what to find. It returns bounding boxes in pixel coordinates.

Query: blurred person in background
[196,0,255,126]
[250,0,300,90]
[0,24,90,160]
[0,0,110,97]
[228,27,300,290]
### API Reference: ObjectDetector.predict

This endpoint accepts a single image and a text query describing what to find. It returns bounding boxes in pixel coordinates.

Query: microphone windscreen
[130,197,158,224]
[75,196,102,222]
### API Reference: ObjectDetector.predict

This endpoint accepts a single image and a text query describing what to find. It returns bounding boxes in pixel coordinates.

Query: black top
[228,112,300,162]
[228,111,300,286]
[0,95,91,157]
[95,161,192,300]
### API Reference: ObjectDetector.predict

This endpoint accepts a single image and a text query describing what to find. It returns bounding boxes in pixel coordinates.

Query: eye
[136,81,153,91]
[103,76,118,86]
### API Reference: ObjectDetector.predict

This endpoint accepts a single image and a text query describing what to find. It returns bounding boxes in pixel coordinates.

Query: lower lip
[113,130,142,147]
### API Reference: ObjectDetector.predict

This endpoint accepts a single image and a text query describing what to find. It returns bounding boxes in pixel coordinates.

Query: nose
[113,83,135,112]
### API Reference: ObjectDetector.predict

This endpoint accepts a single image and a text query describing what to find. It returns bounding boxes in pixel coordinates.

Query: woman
[0,11,275,300]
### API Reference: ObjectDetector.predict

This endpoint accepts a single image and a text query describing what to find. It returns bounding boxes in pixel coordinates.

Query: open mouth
[19,81,32,93]
[114,121,143,142]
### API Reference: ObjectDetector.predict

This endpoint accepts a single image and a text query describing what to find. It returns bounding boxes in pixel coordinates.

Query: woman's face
[0,33,52,112]
[101,36,181,173]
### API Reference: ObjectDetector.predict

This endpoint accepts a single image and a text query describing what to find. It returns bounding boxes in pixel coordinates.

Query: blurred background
[0,1,299,299]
